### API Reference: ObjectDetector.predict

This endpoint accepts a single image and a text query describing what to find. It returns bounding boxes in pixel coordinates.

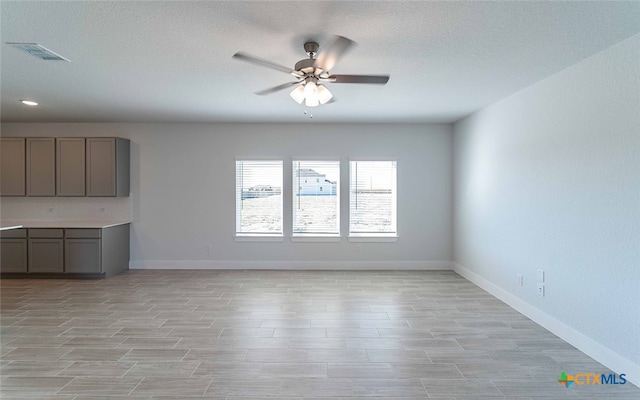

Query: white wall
[453,35,640,381]
[1,122,453,269]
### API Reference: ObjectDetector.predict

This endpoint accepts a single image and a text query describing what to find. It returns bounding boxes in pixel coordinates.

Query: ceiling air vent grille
[6,42,70,61]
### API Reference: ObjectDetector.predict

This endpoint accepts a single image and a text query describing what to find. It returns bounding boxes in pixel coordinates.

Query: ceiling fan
[232,36,389,107]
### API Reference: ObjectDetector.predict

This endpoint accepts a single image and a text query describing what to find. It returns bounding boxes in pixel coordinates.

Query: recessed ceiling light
[20,100,38,106]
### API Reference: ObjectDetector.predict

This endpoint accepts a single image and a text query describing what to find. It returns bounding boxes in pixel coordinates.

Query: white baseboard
[452,262,639,388]
[129,260,453,270]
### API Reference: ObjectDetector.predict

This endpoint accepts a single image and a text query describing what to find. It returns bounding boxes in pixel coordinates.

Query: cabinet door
[0,138,26,196]
[86,138,116,196]
[0,239,28,272]
[28,239,64,273]
[115,137,130,197]
[26,138,56,196]
[65,239,101,273]
[57,138,86,196]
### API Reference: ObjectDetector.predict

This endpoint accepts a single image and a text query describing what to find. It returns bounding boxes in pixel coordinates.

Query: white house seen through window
[349,160,397,236]
[235,160,283,235]
[292,160,340,235]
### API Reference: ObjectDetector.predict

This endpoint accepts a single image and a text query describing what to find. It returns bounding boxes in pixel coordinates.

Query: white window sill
[348,235,398,243]
[291,235,342,243]
[235,235,284,242]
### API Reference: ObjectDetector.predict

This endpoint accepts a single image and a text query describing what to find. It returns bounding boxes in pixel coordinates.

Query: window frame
[348,158,398,241]
[234,159,284,240]
[291,158,341,240]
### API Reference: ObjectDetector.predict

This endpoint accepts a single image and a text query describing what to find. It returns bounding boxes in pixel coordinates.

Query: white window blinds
[292,160,340,235]
[349,160,397,236]
[235,160,283,235]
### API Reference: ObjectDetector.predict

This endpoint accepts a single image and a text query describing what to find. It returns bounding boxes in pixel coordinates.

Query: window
[349,160,397,236]
[235,160,283,236]
[292,160,340,235]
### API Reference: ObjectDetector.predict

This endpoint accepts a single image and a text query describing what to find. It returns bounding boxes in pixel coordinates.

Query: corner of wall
[452,262,640,387]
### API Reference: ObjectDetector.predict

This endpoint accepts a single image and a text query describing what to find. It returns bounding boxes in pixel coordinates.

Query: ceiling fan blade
[255,81,299,96]
[233,52,302,77]
[314,35,355,72]
[328,74,390,84]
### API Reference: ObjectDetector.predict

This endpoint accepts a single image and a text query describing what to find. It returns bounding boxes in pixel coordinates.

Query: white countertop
[0,221,131,229]
[0,225,23,231]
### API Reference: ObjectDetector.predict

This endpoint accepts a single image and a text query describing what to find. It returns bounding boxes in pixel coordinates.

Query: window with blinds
[292,160,340,235]
[349,160,397,236]
[235,160,283,235]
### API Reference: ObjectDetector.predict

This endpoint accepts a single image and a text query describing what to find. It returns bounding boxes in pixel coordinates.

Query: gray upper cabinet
[57,138,86,196]
[26,138,56,196]
[1,136,129,197]
[86,138,130,197]
[0,138,26,196]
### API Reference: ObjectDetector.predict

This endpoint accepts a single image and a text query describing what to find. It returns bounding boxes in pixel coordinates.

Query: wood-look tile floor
[1,270,638,399]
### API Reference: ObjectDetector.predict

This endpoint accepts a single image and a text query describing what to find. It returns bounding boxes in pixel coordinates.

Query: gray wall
[453,35,640,369]
[0,123,453,269]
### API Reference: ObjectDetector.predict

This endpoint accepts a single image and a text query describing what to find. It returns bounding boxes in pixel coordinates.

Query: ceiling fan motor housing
[295,42,323,75]
[295,58,317,74]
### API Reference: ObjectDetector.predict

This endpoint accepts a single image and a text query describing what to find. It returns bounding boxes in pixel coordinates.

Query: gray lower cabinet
[28,229,65,273]
[65,229,101,273]
[63,226,129,277]
[1,224,129,278]
[65,239,101,273]
[0,138,26,196]
[0,229,28,272]
[26,138,56,196]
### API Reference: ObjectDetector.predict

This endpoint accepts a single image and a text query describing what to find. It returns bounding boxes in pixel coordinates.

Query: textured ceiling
[2,1,639,123]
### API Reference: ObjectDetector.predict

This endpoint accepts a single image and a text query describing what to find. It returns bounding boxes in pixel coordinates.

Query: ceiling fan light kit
[233,36,389,108]
[291,77,333,107]
[316,84,333,104]
[303,81,320,107]
[290,85,305,104]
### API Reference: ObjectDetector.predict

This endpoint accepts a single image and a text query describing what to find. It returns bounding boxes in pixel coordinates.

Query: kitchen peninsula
[0,220,130,279]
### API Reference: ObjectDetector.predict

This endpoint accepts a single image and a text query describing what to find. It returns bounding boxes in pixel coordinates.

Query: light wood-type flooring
[1,270,638,399]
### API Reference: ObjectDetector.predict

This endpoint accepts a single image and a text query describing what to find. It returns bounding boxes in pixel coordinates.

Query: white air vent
[6,42,70,61]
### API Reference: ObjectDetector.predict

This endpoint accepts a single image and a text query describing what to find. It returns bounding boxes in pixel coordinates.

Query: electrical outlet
[537,269,545,282]
[355,244,361,252]
[517,274,523,286]
[537,283,545,297]
[205,244,211,254]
